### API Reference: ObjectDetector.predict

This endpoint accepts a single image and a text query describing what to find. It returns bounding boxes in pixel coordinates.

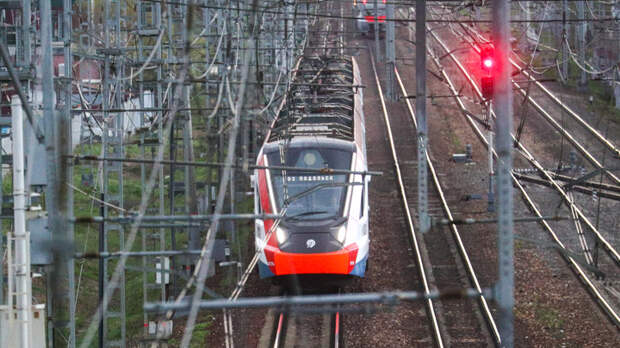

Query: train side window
[359,184,365,219]
[256,185,263,214]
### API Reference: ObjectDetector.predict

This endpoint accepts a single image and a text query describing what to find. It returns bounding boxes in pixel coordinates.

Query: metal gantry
[136,1,169,343]
[101,0,127,345]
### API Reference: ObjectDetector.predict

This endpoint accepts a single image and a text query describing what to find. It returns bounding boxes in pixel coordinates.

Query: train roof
[267,56,358,143]
[262,136,356,154]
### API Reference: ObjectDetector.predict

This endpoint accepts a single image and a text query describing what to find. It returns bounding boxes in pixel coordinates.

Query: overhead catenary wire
[12,0,618,345]
[76,3,196,346]
[179,6,255,347]
[119,28,166,81]
[140,0,620,23]
[431,15,620,263]
[423,12,620,327]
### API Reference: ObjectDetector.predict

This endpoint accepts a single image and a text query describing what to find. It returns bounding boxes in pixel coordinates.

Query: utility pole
[11,94,31,348]
[62,0,77,344]
[577,0,587,90]
[41,0,75,345]
[416,0,430,233]
[561,0,569,82]
[374,0,380,61]
[385,1,396,100]
[492,0,515,345]
[488,107,495,213]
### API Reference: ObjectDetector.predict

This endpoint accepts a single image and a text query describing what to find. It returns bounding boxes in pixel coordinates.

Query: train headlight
[336,224,347,244]
[275,226,288,244]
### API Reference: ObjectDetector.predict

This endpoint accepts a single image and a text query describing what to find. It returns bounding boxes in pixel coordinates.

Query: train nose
[279,232,342,254]
[271,243,360,276]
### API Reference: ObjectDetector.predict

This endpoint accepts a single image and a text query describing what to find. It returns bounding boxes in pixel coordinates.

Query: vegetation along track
[400,5,620,328]
[369,44,498,346]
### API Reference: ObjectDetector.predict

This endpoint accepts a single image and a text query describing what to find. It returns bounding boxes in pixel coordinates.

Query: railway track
[399,5,620,328]
[369,42,497,346]
[428,3,620,259]
[452,20,620,186]
[425,15,620,268]
[459,20,619,160]
[264,292,343,348]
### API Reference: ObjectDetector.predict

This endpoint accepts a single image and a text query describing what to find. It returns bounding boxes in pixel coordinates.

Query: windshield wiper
[284,210,329,221]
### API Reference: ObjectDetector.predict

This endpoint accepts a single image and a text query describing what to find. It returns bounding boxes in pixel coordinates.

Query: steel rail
[459,24,619,159]
[553,173,620,193]
[511,78,620,185]
[513,65,619,158]
[426,24,620,267]
[369,49,445,348]
[394,66,502,346]
[271,312,286,348]
[226,6,340,345]
[421,22,620,327]
[453,22,620,185]
[512,173,620,201]
[332,310,341,348]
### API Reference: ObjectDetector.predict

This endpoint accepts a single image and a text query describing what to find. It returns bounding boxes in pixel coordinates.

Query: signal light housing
[479,44,495,100]
[481,76,494,100]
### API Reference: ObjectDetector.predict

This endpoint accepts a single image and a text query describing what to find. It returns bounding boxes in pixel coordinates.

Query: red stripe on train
[258,156,278,273]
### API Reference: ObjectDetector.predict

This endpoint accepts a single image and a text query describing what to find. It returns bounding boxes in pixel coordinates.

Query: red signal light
[377,15,386,22]
[480,45,495,72]
[365,16,375,22]
[482,58,493,69]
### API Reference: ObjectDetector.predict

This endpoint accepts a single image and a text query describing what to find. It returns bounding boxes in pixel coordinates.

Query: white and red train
[253,55,369,284]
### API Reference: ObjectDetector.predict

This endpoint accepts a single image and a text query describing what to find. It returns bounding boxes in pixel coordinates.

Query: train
[252,55,369,285]
[354,0,387,37]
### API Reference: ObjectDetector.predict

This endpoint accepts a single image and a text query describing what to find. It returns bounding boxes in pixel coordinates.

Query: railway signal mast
[491,0,515,343]
[480,44,496,213]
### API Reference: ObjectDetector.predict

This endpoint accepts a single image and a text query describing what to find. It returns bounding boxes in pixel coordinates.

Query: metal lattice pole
[63,0,77,345]
[416,0,430,233]
[385,1,395,100]
[136,0,169,342]
[101,0,127,345]
[493,0,515,345]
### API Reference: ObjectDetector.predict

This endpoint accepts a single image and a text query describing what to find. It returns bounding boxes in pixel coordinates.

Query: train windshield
[267,147,352,221]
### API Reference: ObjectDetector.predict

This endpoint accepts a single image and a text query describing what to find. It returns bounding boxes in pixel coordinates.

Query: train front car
[253,56,369,286]
[354,0,387,37]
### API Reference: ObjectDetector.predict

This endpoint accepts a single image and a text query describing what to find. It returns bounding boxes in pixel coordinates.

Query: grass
[534,301,565,334]
[167,319,213,347]
[69,124,251,344]
[531,40,620,129]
